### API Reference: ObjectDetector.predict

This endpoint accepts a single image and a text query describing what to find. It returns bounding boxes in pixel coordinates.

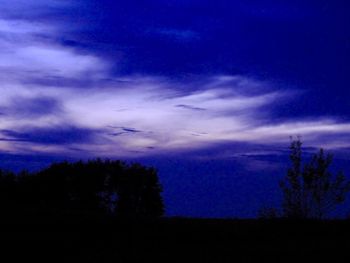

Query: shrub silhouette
[280,138,350,219]
[0,159,164,219]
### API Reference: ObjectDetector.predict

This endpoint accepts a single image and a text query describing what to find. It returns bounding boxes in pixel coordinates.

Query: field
[0,218,349,262]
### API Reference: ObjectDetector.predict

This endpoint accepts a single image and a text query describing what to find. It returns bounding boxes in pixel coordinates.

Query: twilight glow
[0,0,349,217]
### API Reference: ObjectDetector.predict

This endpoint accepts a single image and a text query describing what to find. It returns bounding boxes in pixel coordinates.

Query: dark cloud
[122,128,141,133]
[107,126,142,136]
[0,97,62,118]
[0,126,98,145]
[175,104,206,111]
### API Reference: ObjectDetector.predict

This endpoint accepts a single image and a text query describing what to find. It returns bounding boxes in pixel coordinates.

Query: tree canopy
[0,159,164,220]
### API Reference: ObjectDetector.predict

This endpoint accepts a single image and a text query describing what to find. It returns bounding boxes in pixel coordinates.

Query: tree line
[0,139,349,221]
[0,159,164,220]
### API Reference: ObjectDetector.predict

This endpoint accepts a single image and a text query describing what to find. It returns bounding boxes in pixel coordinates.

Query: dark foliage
[0,159,164,220]
[280,139,350,219]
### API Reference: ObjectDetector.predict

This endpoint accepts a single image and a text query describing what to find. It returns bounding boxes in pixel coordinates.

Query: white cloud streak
[0,7,350,157]
[0,18,109,82]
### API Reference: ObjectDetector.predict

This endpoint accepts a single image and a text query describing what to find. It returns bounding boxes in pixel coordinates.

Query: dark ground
[0,218,349,262]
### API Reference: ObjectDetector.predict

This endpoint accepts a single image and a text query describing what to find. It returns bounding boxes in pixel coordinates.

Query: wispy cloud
[0,2,350,158]
[0,16,110,86]
[1,75,350,157]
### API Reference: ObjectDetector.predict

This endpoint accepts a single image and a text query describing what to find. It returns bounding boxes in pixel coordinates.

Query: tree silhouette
[114,163,164,218]
[0,160,164,220]
[0,170,17,216]
[280,138,350,219]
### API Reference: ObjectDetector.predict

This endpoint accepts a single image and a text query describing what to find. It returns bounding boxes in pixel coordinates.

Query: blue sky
[0,0,349,217]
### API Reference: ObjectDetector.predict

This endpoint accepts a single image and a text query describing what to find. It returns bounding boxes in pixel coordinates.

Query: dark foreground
[0,217,349,262]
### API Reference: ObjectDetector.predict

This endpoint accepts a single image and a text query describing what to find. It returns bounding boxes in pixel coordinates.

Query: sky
[0,0,349,217]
